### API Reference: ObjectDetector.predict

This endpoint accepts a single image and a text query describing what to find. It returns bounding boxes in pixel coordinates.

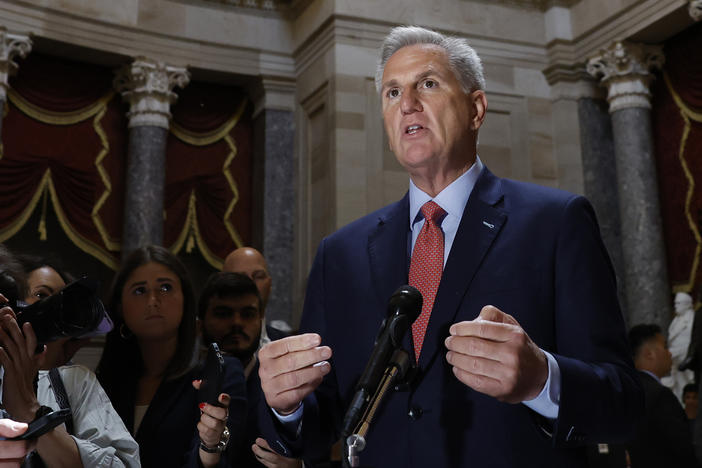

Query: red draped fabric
[652,22,702,300]
[0,53,127,269]
[0,53,253,271]
[165,81,253,268]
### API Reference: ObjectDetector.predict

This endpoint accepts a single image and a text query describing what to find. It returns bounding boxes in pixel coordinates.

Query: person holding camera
[96,245,248,468]
[0,248,140,468]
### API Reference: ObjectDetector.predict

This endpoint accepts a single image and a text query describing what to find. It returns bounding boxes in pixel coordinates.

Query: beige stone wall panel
[0,0,296,77]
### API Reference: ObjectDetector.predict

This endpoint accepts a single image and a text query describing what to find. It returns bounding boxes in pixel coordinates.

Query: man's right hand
[258,333,332,415]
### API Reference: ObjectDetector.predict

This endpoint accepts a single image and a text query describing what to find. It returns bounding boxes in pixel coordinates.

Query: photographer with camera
[0,246,139,467]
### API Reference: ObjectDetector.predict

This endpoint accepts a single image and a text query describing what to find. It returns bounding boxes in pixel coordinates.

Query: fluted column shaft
[114,57,189,256]
[587,41,670,328]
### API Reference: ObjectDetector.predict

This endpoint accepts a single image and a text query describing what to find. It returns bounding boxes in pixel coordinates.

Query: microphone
[341,285,422,437]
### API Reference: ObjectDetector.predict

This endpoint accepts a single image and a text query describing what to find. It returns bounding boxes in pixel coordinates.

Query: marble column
[250,77,296,326]
[690,0,702,21]
[114,57,189,256]
[587,41,671,328]
[577,95,629,320]
[0,27,31,139]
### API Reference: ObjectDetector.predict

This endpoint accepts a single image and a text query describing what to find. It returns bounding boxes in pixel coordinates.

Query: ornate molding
[114,57,190,129]
[0,27,32,101]
[173,0,312,17]
[460,0,579,11]
[690,0,702,21]
[586,41,664,113]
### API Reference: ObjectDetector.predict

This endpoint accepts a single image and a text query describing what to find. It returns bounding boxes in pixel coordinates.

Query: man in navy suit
[257,26,643,467]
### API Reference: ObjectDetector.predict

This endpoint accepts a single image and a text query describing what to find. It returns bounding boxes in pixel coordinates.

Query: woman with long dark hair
[97,245,246,467]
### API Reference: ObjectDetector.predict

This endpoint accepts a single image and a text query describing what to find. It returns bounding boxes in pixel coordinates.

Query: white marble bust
[663,292,696,400]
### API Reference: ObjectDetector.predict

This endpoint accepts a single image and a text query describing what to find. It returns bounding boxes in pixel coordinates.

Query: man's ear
[469,90,487,131]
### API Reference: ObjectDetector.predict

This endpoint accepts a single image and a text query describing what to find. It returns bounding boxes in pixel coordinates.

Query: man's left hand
[445,305,548,403]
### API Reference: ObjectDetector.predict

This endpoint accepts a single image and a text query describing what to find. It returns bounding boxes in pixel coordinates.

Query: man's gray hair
[375,26,486,95]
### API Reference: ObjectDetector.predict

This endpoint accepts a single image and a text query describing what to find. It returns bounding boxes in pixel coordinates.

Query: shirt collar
[640,369,661,383]
[409,156,484,227]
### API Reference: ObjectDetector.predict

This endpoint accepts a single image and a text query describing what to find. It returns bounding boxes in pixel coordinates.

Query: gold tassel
[38,186,48,241]
[186,233,195,253]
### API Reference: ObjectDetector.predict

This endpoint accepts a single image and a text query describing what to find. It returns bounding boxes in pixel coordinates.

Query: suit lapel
[367,194,411,318]
[418,169,507,368]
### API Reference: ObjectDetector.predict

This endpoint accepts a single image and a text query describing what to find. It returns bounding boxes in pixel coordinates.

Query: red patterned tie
[409,200,446,361]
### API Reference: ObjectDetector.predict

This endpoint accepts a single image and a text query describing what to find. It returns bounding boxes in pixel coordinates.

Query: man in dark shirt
[199,272,300,468]
[627,324,698,468]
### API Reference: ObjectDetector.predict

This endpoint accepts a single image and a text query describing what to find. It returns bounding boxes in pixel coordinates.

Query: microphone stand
[343,349,412,468]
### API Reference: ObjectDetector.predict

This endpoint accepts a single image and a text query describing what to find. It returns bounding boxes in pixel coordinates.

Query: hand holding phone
[4,408,70,441]
[199,343,225,407]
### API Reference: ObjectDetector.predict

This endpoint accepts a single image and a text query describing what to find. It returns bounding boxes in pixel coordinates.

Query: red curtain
[652,22,702,300]
[165,81,252,268]
[0,53,127,269]
[0,53,253,271]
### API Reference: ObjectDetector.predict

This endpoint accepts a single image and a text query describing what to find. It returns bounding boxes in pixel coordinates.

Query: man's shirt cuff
[522,350,560,419]
[272,402,305,436]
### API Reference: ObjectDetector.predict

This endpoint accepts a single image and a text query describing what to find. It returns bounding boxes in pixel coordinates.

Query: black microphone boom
[341,285,422,438]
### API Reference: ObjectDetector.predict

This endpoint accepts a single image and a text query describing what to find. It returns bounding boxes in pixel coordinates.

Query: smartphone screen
[199,342,225,407]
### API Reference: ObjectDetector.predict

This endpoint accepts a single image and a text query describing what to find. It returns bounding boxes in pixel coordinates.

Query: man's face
[380,44,486,181]
[684,391,698,408]
[202,293,262,361]
[674,294,693,315]
[651,333,673,378]
[224,252,272,307]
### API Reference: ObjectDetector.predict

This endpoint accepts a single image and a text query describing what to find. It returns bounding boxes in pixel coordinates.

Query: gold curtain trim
[0,169,118,270]
[45,172,119,269]
[665,72,702,122]
[169,190,226,270]
[0,170,51,243]
[6,89,120,253]
[223,134,244,249]
[168,98,246,262]
[665,72,702,292]
[8,89,116,125]
[169,98,247,146]
[90,98,120,251]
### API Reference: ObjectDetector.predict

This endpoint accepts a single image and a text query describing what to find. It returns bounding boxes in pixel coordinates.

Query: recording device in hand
[15,277,106,346]
[0,276,108,347]
[341,285,422,438]
[4,408,71,441]
[199,342,225,407]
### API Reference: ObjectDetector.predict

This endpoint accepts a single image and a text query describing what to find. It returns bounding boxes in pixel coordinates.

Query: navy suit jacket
[262,167,643,467]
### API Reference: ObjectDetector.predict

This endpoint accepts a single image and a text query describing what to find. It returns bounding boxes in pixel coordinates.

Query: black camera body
[3,276,107,345]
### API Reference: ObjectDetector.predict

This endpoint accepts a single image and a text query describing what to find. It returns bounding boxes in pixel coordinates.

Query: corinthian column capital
[114,57,190,129]
[0,27,32,101]
[586,41,664,113]
[690,0,702,21]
